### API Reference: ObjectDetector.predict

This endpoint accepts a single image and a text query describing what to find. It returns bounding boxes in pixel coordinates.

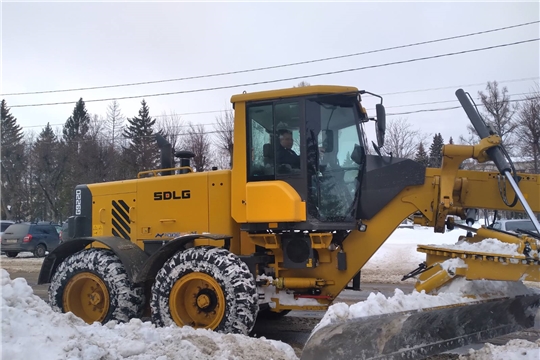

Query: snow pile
[312,287,475,333]
[1,269,298,360]
[428,237,522,256]
[461,339,540,360]
[314,259,539,334]
[439,277,540,298]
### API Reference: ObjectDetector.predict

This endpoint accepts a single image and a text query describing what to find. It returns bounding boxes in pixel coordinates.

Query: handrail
[137,166,193,178]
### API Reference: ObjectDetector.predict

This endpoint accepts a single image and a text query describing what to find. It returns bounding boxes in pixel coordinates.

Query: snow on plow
[301,291,540,360]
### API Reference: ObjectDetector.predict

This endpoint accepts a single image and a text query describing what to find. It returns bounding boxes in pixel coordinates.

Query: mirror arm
[359,90,383,104]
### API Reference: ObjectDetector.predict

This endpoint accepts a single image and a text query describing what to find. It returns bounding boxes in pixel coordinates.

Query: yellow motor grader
[38,85,539,359]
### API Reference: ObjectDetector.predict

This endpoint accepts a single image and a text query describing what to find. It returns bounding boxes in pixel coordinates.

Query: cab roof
[230,85,359,104]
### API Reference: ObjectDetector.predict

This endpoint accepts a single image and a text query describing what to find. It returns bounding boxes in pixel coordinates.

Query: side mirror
[322,129,334,152]
[351,144,366,166]
[375,104,386,148]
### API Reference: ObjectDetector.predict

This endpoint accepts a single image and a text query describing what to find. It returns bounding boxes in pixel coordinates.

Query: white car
[1,220,15,237]
[489,219,538,234]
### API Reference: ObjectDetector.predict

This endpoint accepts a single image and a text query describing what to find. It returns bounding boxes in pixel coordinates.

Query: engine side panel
[82,170,237,254]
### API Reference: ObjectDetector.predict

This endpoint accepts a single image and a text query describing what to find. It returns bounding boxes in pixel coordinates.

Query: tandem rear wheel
[150,246,259,335]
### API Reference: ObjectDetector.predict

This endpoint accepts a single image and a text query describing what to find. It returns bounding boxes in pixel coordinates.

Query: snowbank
[461,339,540,360]
[1,269,298,360]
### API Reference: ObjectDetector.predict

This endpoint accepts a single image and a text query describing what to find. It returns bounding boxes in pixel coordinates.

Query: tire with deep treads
[151,246,259,335]
[48,248,145,323]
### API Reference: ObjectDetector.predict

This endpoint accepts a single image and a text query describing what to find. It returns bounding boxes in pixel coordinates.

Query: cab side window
[274,102,301,175]
[247,103,274,179]
[247,101,301,179]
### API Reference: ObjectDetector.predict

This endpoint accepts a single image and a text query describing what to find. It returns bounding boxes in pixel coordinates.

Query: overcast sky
[2,1,539,147]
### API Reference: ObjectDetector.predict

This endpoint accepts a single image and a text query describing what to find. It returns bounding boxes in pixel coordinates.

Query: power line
[21,86,538,128]
[18,89,537,129]
[384,92,533,109]
[21,94,537,133]
[387,96,539,116]
[4,20,538,97]
[379,77,539,96]
[27,95,537,144]
[10,38,540,109]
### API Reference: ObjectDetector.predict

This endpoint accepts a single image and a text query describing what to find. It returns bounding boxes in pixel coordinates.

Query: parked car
[488,219,538,234]
[0,220,15,237]
[1,222,62,258]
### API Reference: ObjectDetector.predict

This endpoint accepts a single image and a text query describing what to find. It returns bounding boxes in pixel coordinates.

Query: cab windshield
[306,94,365,222]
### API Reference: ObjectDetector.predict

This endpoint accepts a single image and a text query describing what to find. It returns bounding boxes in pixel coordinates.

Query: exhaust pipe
[155,134,173,176]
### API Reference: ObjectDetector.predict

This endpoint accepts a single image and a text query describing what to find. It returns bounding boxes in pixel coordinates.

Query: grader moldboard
[38,85,539,359]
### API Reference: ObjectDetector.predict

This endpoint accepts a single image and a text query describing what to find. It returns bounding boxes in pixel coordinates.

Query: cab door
[242,98,307,223]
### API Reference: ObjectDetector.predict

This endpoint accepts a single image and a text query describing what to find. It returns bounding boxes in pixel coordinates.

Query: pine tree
[414,143,429,166]
[32,123,67,221]
[449,136,454,144]
[428,133,444,168]
[1,100,26,220]
[342,151,355,167]
[123,99,158,174]
[63,98,90,142]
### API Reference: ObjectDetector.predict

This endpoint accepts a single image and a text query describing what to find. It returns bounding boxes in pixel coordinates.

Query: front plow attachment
[300,294,540,360]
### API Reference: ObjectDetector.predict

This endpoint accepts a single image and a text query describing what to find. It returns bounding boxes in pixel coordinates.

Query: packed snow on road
[2,225,539,359]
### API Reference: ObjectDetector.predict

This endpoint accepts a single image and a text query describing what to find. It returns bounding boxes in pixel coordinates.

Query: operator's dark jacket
[276,145,300,168]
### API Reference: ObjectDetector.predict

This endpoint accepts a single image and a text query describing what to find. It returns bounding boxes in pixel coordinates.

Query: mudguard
[37,236,149,285]
[300,294,540,360]
[132,233,232,283]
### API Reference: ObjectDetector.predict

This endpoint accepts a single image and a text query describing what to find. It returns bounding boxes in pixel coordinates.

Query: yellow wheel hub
[169,272,225,330]
[63,272,110,324]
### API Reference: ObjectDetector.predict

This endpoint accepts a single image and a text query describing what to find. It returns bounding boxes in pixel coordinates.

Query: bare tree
[214,110,234,168]
[294,81,311,87]
[210,145,232,170]
[105,100,125,145]
[383,117,427,159]
[184,122,211,172]
[515,84,540,173]
[155,111,185,155]
[88,114,106,141]
[475,81,518,152]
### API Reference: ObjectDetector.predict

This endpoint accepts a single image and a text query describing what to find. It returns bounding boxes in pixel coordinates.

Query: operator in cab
[276,128,300,171]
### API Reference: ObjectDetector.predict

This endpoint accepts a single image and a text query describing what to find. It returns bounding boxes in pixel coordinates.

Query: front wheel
[48,248,145,324]
[5,252,18,258]
[151,246,259,335]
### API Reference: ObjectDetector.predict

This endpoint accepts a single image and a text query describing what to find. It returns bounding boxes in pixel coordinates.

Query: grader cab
[38,85,539,359]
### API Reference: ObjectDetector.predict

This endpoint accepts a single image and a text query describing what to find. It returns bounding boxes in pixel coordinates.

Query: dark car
[1,222,62,258]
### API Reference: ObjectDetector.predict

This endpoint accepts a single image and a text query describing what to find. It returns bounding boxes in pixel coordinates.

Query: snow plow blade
[300,294,540,360]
